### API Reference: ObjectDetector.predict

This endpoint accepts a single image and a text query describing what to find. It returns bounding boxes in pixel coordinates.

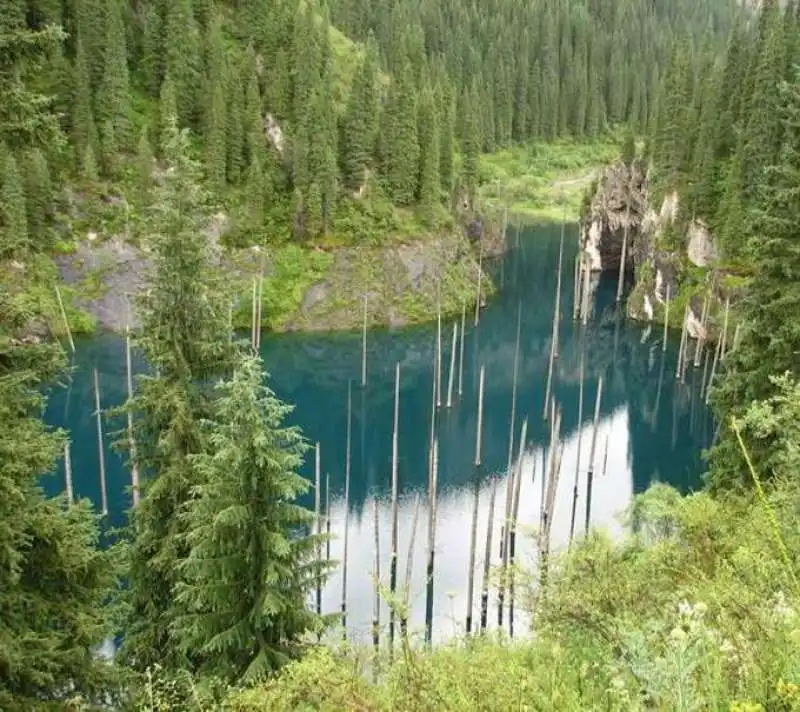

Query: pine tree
[386,58,419,206]
[417,84,440,223]
[122,118,235,672]
[71,35,98,162]
[137,128,154,205]
[97,0,131,148]
[439,86,455,196]
[141,0,164,97]
[174,352,327,683]
[23,148,52,246]
[165,0,202,127]
[1,153,28,256]
[710,72,800,489]
[207,78,227,191]
[0,249,117,711]
[226,61,245,184]
[340,41,378,191]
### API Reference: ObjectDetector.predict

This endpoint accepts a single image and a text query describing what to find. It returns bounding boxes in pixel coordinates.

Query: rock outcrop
[579,162,742,349]
[56,221,497,333]
[580,159,650,274]
[687,220,718,267]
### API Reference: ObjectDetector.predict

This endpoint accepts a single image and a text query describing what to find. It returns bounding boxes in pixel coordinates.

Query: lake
[42,223,713,646]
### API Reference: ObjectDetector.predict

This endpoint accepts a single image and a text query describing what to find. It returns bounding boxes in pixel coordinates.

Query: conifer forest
[5,0,800,709]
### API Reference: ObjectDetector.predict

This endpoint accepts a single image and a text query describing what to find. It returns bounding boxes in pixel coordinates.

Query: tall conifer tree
[174,353,328,683]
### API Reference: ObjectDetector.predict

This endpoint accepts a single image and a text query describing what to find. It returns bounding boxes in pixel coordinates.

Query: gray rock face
[687,220,718,267]
[56,235,151,331]
[580,159,649,274]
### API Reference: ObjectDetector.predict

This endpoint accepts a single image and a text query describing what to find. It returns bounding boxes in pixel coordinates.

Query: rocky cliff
[55,210,503,334]
[579,160,744,350]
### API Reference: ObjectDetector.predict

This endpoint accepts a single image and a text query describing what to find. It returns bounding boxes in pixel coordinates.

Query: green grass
[2,253,96,341]
[478,137,622,223]
[233,245,334,332]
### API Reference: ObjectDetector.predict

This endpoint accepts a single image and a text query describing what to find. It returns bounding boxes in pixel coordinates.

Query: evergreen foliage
[122,118,236,671]
[385,58,420,206]
[1,153,29,256]
[0,264,117,709]
[174,352,329,683]
[340,40,378,192]
[96,0,131,149]
[710,72,800,489]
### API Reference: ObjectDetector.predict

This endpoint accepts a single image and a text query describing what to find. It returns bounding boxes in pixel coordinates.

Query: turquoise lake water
[42,223,713,645]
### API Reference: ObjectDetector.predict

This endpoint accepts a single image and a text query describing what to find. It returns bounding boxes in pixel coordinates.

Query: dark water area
[42,223,713,644]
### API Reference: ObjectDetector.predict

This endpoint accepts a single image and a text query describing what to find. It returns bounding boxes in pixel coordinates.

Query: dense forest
[4,0,800,709]
[1,0,733,252]
[646,0,800,491]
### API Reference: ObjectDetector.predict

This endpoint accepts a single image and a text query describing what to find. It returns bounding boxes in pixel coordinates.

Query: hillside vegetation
[13,1,800,711]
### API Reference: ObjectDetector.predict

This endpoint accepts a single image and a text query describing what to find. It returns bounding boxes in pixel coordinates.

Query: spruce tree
[439,86,455,196]
[418,84,440,223]
[136,128,154,206]
[740,7,788,203]
[159,74,179,155]
[340,41,378,192]
[122,118,235,672]
[75,0,108,94]
[0,270,118,710]
[0,6,64,152]
[165,0,202,127]
[244,69,264,170]
[174,352,327,683]
[710,72,800,489]
[97,0,131,148]
[226,61,246,184]
[72,35,98,163]
[100,119,119,178]
[1,153,28,256]
[245,154,266,235]
[23,148,52,246]
[461,83,481,210]
[207,78,227,191]
[317,31,338,235]
[386,58,419,206]
[82,142,99,184]
[141,0,164,97]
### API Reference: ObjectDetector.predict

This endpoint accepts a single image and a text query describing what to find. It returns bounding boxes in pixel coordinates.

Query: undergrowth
[128,376,800,710]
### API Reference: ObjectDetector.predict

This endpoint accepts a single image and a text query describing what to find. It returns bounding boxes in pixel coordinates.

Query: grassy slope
[478,137,621,223]
[223,474,800,711]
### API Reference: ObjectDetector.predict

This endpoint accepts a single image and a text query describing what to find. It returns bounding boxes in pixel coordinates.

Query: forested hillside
[646,0,800,490]
[16,0,800,710]
[1,0,734,254]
